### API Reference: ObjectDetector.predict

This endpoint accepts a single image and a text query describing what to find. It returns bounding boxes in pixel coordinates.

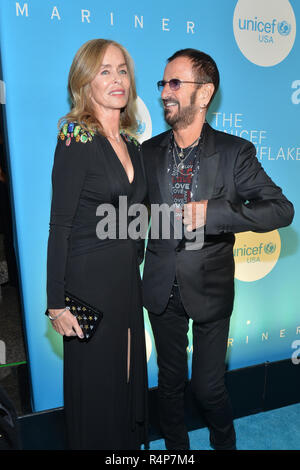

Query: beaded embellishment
[58,122,95,146]
[120,131,140,148]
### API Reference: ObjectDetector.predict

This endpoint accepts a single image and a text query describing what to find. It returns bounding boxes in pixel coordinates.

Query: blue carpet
[148,403,300,450]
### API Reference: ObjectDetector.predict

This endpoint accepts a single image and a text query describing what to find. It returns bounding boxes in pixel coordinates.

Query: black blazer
[141,123,294,323]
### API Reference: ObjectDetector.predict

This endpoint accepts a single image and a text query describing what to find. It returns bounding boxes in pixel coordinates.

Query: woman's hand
[48,308,84,338]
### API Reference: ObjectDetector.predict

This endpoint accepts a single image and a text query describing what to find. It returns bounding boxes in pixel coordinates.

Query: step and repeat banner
[0,0,299,412]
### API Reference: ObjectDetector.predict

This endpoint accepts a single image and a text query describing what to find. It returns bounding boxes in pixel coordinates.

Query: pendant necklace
[173,134,201,174]
[174,134,200,158]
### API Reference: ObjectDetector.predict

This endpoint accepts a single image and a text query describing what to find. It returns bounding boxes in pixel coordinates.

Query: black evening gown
[47,125,148,450]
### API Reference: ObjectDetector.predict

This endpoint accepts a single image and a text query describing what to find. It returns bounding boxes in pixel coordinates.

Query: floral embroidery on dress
[58,122,95,146]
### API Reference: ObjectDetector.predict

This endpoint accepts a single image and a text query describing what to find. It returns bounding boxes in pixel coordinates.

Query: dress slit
[127,328,131,383]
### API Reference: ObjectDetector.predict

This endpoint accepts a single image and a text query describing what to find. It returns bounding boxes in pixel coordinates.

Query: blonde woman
[46,39,148,450]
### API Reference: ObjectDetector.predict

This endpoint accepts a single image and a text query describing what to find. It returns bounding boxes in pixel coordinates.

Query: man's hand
[183,200,208,232]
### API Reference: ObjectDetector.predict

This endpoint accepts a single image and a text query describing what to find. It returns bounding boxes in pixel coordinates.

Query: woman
[46,39,148,450]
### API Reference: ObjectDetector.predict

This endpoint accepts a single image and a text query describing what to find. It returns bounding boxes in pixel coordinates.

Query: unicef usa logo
[277,21,291,36]
[234,230,281,282]
[263,242,276,255]
[233,0,296,67]
[135,96,152,143]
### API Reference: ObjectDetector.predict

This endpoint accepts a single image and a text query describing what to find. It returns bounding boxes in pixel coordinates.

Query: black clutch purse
[64,291,103,340]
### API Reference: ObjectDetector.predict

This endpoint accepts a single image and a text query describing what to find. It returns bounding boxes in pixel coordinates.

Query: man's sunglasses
[157,79,209,92]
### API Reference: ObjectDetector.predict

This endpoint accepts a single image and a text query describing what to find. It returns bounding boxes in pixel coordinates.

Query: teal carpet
[148,403,300,450]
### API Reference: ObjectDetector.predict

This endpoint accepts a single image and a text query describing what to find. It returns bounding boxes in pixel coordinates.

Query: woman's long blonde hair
[59,39,138,135]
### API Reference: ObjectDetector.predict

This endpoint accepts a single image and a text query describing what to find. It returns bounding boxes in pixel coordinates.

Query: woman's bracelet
[48,307,70,321]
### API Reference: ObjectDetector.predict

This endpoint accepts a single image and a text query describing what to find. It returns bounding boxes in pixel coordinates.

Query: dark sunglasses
[157,79,209,92]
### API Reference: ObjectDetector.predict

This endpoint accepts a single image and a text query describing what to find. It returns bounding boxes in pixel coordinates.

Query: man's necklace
[174,134,200,158]
[172,134,201,174]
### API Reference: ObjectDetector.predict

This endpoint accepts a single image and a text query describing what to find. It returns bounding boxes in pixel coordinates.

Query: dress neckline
[105,134,135,186]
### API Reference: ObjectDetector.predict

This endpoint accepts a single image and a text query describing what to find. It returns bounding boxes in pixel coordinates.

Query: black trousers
[149,283,236,450]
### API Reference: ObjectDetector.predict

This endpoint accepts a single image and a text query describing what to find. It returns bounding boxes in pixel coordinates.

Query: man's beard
[163,89,198,130]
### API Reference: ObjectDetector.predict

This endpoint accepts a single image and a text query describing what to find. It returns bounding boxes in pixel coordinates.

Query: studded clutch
[64,291,103,340]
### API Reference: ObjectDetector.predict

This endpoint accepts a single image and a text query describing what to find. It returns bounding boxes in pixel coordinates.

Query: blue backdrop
[0,0,299,413]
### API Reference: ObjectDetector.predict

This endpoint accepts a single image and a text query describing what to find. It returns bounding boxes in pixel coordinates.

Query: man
[141,48,294,450]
